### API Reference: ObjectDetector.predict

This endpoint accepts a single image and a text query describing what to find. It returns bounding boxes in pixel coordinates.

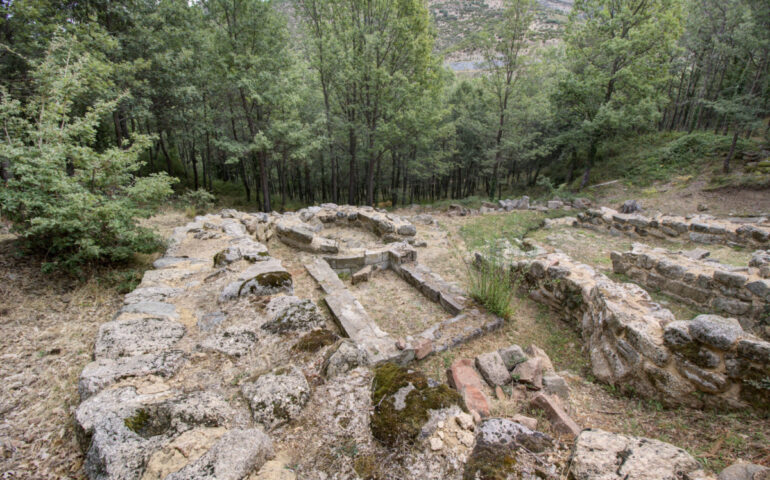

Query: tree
[561,0,684,187]
[478,0,536,200]
[0,36,175,272]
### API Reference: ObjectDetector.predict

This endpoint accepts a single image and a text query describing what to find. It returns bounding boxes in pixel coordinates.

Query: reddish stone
[463,386,491,417]
[495,386,506,400]
[415,338,433,360]
[447,358,490,417]
[530,393,581,438]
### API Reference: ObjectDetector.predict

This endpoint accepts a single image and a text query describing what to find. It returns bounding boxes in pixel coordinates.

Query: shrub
[180,188,216,217]
[0,36,175,273]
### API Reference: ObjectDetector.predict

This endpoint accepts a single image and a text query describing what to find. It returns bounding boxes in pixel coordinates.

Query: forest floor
[1,175,769,478]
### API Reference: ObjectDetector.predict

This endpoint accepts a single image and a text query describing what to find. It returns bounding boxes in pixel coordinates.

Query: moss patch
[353,453,384,480]
[124,409,149,434]
[463,444,518,480]
[370,362,463,447]
[292,329,339,352]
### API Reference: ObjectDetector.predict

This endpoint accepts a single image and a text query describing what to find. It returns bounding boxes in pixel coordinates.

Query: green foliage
[594,132,757,186]
[179,188,216,216]
[468,254,517,320]
[0,36,175,273]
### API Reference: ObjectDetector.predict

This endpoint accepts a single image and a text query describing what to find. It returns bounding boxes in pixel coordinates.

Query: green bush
[180,188,216,217]
[0,36,175,273]
[468,254,517,320]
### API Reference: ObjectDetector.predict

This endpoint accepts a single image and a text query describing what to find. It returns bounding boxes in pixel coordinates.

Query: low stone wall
[498,251,770,410]
[276,204,417,250]
[322,243,416,274]
[575,207,770,248]
[612,244,770,338]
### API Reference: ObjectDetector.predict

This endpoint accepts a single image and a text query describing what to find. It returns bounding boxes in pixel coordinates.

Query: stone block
[351,265,375,285]
[498,345,528,370]
[529,393,580,438]
[475,351,511,387]
[512,357,542,390]
[689,315,744,351]
[447,358,490,417]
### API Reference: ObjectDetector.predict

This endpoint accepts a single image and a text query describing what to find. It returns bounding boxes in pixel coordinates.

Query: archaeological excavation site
[58,200,770,480]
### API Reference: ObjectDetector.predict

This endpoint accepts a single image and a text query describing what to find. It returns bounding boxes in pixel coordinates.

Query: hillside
[429,0,572,71]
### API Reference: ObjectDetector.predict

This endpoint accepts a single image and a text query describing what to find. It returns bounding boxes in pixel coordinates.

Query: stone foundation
[575,207,770,248]
[275,204,417,253]
[612,243,770,338]
[489,251,770,410]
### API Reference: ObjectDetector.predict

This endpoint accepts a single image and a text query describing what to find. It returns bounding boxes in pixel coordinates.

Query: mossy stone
[463,444,518,480]
[293,329,339,352]
[370,362,463,447]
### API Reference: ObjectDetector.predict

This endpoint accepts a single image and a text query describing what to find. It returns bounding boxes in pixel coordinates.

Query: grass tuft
[468,253,517,320]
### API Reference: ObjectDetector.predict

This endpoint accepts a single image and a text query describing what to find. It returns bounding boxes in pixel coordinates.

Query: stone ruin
[72,202,770,480]
[481,248,770,411]
[613,243,770,338]
[576,207,770,248]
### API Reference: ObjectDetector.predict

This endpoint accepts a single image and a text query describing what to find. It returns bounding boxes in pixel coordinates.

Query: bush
[468,253,517,320]
[0,36,176,273]
[180,188,216,217]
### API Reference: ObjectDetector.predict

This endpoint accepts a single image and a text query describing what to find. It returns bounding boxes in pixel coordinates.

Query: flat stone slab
[324,289,406,364]
[219,258,292,301]
[79,350,187,400]
[569,429,706,480]
[117,301,179,320]
[124,286,183,305]
[95,317,186,359]
[199,326,258,357]
[305,258,345,294]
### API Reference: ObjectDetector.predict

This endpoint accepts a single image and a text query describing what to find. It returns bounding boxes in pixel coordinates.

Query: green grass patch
[459,210,572,251]
[468,255,517,320]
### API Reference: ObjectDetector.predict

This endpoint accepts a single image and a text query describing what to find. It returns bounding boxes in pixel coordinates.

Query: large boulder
[75,388,238,480]
[569,429,708,480]
[464,418,557,480]
[719,462,769,480]
[261,297,324,334]
[219,259,293,302]
[241,366,310,430]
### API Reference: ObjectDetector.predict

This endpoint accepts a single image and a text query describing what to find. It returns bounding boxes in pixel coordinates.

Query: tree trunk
[723,130,739,174]
[348,126,357,205]
[259,151,270,212]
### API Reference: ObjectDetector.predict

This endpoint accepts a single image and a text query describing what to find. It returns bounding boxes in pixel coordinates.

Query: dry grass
[351,269,451,337]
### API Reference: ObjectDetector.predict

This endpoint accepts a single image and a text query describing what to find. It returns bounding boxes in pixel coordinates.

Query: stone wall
[612,244,770,338]
[497,251,770,411]
[275,204,417,253]
[575,207,770,248]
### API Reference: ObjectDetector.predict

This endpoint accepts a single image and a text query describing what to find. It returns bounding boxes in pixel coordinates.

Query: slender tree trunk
[159,130,173,175]
[348,126,357,205]
[723,130,740,174]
